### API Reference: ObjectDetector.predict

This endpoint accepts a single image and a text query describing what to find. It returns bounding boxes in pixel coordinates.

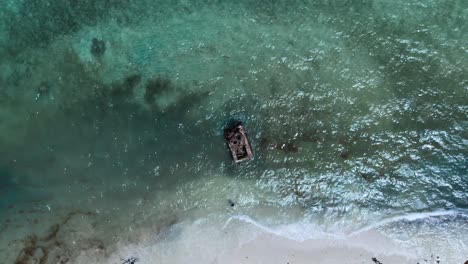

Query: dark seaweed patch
[164,90,210,118]
[359,171,377,183]
[275,142,299,153]
[15,210,98,264]
[110,74,142,98]
[0,166,14,191]
[144,76,172,104]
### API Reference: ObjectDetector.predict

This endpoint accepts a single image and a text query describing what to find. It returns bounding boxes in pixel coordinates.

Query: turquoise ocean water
[0,0,467,263]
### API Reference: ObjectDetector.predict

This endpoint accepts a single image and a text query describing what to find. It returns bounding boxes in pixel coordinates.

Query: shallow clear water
[0,0,467,263]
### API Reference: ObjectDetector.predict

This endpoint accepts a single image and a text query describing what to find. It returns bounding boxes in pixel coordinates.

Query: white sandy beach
[69,211,467,264]
[218,232,415,264]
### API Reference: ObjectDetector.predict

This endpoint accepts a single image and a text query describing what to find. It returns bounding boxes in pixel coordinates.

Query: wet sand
[220,231,414,264]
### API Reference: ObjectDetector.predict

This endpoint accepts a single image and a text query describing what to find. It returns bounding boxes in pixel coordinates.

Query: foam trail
[223,209,468,243]
[223,214,344,242]
[349,208,468,236]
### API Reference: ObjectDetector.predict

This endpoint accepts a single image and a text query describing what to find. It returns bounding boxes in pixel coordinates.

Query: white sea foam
[223,214,343,242]
[216,209,468,263]
[350,208,468,236]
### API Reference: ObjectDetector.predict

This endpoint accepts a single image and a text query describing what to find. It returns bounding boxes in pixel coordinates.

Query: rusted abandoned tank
[224,121,253,163]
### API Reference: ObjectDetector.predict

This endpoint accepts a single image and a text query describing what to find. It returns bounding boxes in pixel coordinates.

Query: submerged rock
[340,150,350,159]
[35,81,51,101]
[90,38,106,57]
[37,81,50,96]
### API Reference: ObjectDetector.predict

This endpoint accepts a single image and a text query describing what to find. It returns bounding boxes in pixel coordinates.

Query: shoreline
[70,211,467,264]
[3,205,467,263]
[219,231,415,264]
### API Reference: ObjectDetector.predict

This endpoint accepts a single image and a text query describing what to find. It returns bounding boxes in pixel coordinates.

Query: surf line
[349,208,468,236]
